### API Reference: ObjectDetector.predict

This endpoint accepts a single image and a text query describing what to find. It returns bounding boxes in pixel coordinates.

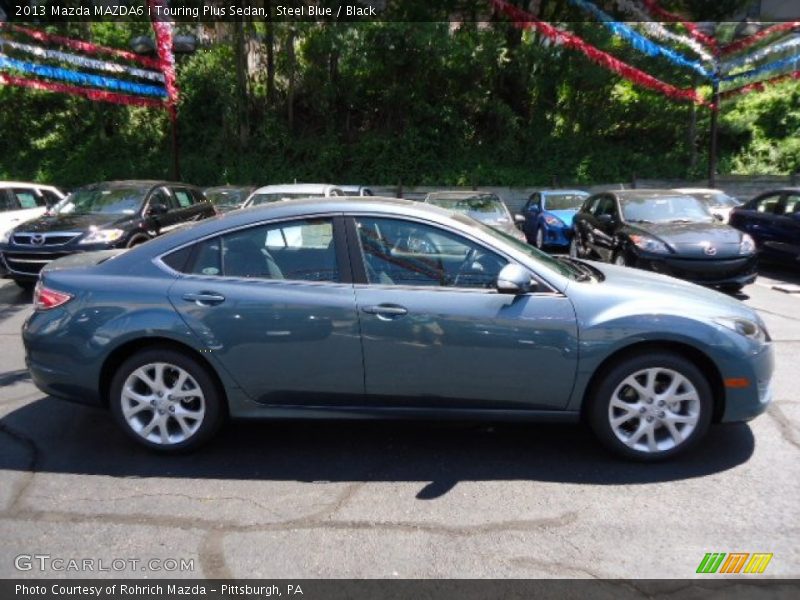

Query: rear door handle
[182,291,226,306]
[361,304,408,318]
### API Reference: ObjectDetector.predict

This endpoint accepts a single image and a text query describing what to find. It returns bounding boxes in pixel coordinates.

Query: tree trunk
[265,6,276,105]
[287,26,296,131]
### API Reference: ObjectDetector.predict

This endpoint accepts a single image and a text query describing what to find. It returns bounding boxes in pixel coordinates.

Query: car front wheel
[110,348,224,452]
[588,353,712,461]
[535,227,545,249]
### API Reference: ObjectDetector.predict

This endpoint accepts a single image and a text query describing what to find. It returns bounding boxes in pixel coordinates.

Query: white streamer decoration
[0,38,165,83]
[721,35,800,74]
[610,0,715,62]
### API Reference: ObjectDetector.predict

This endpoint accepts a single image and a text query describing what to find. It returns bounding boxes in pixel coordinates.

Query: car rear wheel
[588,353,712,461]
[110,348,224,452]
[612,251,629,266]
[535,227,545,249]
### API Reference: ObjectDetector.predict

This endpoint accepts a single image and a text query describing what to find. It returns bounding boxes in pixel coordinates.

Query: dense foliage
[1,8,797,188]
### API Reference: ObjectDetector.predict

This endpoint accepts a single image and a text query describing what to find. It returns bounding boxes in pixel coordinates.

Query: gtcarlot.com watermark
[14,554,195,573]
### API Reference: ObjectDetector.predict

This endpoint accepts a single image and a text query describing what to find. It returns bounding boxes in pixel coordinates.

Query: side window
[0,190,16,212]
[583,196,600,214]
[12,189,44,209]
[781,194,800,215]
[754,194,781,214]
[593,196,614,217]
[149,188,173,211]
[354,217,508,289]
[173,189,194,208]
[178,218,338,282]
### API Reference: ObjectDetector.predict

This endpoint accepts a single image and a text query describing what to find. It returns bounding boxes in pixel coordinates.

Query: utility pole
[708,80,720,188]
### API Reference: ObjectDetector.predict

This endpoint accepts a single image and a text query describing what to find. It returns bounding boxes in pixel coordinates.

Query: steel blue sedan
[522,190,589,249]
[23,198,774,460]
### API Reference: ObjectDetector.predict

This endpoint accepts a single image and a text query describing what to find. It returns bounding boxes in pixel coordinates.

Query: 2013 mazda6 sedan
[23,197,774,460]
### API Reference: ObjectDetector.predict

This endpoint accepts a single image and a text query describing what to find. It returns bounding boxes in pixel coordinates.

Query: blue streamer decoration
[0,54,167,97]
[722,53,800,83]
[567,0,714,80]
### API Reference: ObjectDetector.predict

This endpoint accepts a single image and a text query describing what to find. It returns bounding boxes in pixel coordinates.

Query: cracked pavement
[0,268,799,579]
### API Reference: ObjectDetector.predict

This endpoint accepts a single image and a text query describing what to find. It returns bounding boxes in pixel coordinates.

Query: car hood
[544,209,578,226]
[571,260,757,322]
[627,221,745,257]
[11,212,131,234]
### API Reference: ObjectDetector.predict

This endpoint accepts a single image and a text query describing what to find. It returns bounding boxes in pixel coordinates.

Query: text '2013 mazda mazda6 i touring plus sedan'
[23,198,774,460]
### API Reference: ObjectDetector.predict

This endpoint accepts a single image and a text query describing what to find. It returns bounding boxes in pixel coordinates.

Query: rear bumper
[632,253,758,287]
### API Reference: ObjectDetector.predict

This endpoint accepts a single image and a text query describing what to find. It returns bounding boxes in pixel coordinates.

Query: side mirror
[597,213,615,225]
[496,264,534,295]
[514,214,525,224]
[147,203,168,217]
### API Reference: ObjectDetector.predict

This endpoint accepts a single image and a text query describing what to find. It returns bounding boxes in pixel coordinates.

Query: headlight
[715,317,769,344]
[544,215,564,227]
[79,228,125,245]
[739,233,756,255]
[629,234,670,254]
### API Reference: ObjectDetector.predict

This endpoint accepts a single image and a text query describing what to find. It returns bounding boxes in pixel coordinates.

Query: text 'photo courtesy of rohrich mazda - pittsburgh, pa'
[0,0,799,595]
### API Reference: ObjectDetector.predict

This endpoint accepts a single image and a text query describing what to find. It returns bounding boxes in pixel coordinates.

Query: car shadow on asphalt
[0,282,31,323]
[0,396,755,498]
[759,262,800,286]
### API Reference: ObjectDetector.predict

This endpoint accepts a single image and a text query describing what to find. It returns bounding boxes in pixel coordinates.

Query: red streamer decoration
[1,23,162,70]
[148,0,179,118]
[0,72,166,109]
[492,0,711,107]
[720,22,800,56]
[720,69,800,100]
[640,0,718,52]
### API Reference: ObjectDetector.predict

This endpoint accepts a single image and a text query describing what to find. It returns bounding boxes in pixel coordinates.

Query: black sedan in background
[729,188,800,267]
[0,180,214,288]
[571,190,758,291]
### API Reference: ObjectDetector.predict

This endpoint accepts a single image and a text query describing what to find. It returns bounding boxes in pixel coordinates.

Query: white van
[0,182,66,238]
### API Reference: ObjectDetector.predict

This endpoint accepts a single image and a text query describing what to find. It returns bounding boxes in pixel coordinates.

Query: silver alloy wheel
[569,237,579,258]
[608,367,700,453]
[535,227,544,249]
[120,362,206,445]
[613,253,626,266]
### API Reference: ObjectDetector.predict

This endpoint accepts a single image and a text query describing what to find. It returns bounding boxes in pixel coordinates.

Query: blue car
[729,188,800,266]
[522,190,590,249]
[23,197,773,460]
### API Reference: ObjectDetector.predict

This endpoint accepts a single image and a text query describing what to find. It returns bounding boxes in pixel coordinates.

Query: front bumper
[631,252,758,287]
[719,341,774,423]
[1,244,112,281]
[542,224,572,247]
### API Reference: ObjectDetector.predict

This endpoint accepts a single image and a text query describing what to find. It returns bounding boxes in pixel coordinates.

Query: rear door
[170,186,208,227]
[731,192,783,255]
[773,192,800,262]
[166,215,364,405]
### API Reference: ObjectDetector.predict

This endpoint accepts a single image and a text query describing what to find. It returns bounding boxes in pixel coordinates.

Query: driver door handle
[182,291,226,306]
[361,304,408,318]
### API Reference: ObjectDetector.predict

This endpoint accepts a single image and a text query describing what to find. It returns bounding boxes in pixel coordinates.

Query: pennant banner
[640,0,718,51]
[567,0,713,79]
[721,21,800,56]
[722,53,800,83]
[0,38,166,83]
[1,23,162,70]
[720,69,800,100]
[492,0,709,106]
[0,72,165,108]
[722,35,800,74]
[0,54,167,97]
[149,0,179,114]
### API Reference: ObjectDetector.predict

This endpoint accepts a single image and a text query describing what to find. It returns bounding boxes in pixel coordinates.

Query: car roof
[74,180,200,191]
[606,189,695,200]
[251,183,341,194]
[673,188,726,194]
[0,181,63,192]
[536,189,589,195]
[425,191,500,200]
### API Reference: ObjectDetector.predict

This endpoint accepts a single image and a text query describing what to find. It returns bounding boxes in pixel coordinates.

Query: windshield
[545,193,588,210]
[461,216,581,281]
[621,195,713,224]
[249,192,325,206]
[683,191,741,208]
[56,186,148,215]
[428,195,511,223]
[206,188,251,207]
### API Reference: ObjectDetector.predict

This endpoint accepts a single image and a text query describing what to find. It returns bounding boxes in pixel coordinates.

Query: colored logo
[696,552,773,574]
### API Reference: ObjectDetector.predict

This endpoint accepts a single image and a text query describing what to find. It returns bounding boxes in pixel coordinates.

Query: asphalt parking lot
[0,266,799,579]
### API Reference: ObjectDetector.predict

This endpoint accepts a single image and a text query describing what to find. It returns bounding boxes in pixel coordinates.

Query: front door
[347,215,578,410]
[167,216,364,404]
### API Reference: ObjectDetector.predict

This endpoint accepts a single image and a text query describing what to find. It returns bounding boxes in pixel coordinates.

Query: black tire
[587,352,713,461]
[534,226,545,250]
[109,348,225,453]
[720,284,744,294]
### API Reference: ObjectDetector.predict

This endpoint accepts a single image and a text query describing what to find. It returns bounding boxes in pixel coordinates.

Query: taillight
[33,283,73,310]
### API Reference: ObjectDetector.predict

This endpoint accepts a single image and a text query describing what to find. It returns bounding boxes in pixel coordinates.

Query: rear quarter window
[174,190,194,208]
